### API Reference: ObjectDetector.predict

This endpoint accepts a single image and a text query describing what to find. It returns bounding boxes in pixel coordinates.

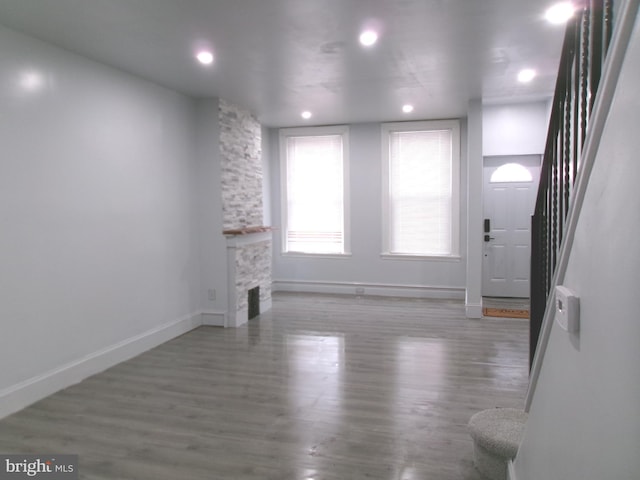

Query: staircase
[529,0,613,369]
[469,2,617,478]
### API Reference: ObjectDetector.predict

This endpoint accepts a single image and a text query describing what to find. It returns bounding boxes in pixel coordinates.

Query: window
[382,120,460,257]
[490,163,533,183]
[279,126,349,255]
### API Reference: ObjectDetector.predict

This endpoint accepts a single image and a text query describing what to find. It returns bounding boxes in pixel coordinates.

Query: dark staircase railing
[530,0,614,368]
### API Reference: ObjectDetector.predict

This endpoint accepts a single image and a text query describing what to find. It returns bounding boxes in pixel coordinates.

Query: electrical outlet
[208,288,216,301]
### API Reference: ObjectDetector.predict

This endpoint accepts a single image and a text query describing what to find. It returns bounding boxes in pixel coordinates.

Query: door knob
[484,235,495,242]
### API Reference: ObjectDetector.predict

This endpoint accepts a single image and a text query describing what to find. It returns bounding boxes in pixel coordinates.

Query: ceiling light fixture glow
[359,30,378,47]
[518,68,537,83]
[301,111,312,119]
[19,71,44,91]
[545,2,575,24]
[402,104,414,113]
[196,51,214,65]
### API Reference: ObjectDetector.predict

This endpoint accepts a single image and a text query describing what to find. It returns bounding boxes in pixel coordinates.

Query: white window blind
[282,130,347,254]
[384,122,460,256]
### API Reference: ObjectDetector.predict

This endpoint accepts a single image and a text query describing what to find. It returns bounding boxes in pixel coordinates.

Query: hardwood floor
[0,293,529,479]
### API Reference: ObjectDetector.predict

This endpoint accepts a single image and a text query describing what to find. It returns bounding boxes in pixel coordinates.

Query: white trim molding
[465,301,483,319]
[273,279,464,300]
[0,312,203,420]
[381,119,461,258]
[380,253,461,262]
[279,124,351,255]
[202,311,227,327]
[507,459,518,480]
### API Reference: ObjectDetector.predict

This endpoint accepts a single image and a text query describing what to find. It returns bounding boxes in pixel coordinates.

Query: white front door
[482,156,540,298]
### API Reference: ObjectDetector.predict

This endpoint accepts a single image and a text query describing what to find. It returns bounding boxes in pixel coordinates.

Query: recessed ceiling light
[518,69,537,83]
[402,104,414,113]
[196,51,214,65]
[359,30,378,47]
[19,71,44,91]
[545,2,575,24]
[301,111,312,119]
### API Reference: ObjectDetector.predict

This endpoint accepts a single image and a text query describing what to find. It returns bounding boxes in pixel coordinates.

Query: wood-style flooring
[0,292,529,479]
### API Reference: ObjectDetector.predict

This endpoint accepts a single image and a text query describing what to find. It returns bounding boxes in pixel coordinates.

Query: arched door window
[490,163,533,183]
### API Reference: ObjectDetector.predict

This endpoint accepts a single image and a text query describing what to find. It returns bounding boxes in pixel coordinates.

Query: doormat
[483,307,529,319]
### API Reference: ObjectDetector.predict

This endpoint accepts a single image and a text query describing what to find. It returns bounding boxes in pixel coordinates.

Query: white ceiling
[0,0,564,127]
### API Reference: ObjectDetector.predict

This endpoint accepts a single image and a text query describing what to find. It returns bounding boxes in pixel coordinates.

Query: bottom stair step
[468,407,528,480]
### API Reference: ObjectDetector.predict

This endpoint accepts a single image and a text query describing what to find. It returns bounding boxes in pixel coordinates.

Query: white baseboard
[273,279,464,300]
[0,311,203,420]
[466,302,483,319]
[507,459,517,480]
[202,311,226,327]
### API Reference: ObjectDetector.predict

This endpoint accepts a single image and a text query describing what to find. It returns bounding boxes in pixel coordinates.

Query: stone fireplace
[219,100,272,327]
[224,228,272,327]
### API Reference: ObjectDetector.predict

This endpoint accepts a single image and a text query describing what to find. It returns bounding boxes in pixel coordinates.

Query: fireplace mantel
[224,230,273,250]
[223,226,274,236]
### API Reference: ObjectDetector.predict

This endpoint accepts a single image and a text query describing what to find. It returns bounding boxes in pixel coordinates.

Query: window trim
[381,119,461,259]
[279,125,351,256]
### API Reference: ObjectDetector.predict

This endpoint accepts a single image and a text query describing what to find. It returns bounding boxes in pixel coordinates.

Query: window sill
[282,252,352,260]
[380,253,462,262]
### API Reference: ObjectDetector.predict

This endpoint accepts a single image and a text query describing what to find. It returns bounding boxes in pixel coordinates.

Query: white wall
[195,99,227,323]
[269,121,468,297]
[0,26,203,413]
[269,104,550,299]
[465,100,483,317]
[483,102,549,156]
[514,13,640,480]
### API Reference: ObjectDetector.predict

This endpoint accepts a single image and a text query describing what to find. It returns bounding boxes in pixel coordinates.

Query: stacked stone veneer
[219,98,263,230]
[235,240,272,311]
[219,98,271,326]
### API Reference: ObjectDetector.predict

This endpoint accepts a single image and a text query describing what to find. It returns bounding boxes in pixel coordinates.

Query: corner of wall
[465,99,483,318]
[195,97,228,315]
